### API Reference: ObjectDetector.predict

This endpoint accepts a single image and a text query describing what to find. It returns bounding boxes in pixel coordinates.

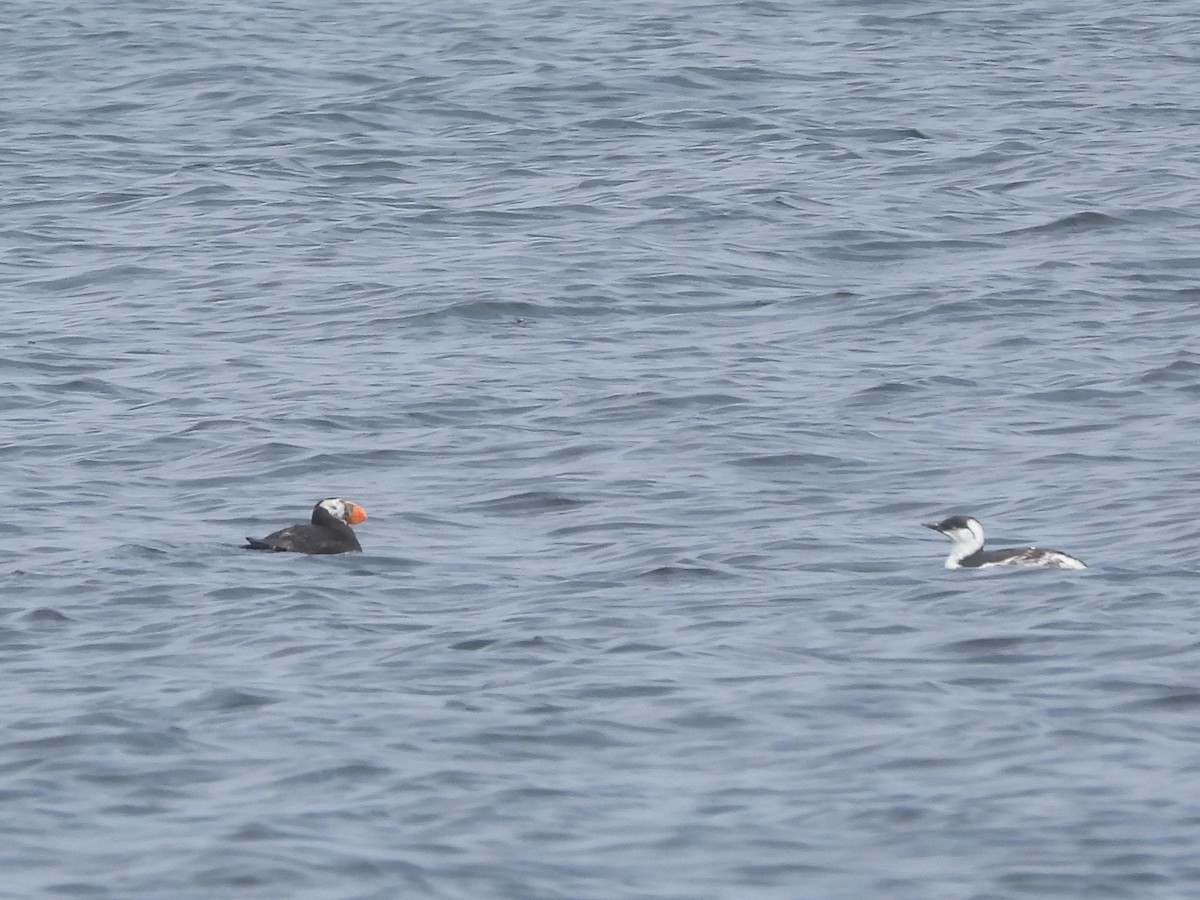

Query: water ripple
[3,1,1200,898]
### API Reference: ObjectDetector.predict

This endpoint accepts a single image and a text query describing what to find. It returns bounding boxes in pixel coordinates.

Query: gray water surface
[5,2,1200,897]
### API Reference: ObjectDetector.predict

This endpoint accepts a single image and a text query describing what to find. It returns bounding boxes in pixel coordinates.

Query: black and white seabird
[924,515,1086,569]
[243,498,368,554]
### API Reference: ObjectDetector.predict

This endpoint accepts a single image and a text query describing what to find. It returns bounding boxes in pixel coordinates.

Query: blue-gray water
[5,1,1200,897]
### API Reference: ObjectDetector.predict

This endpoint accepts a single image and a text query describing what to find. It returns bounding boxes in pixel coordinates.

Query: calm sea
[5,1,1200,897]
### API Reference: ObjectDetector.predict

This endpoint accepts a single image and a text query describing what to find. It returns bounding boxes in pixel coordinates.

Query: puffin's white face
[318,497,368,525]
[319,498,349,520]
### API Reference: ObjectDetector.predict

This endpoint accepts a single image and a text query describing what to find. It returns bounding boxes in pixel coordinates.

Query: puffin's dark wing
[242,522,361,554]
[243,523,308,552]
[286,523,361,554]
[243,536,288,551]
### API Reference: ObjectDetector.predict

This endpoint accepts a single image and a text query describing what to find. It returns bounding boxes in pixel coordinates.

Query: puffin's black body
[243,498,367,554]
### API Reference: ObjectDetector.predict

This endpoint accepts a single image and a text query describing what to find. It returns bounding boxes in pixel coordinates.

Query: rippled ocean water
[5,1,1200,897]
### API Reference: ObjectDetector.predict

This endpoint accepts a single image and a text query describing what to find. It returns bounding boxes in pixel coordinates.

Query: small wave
[466,490,588,514]
[1001,210,1126,236]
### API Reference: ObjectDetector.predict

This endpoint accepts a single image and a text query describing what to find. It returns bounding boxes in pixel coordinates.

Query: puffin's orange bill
[347,503,368,525]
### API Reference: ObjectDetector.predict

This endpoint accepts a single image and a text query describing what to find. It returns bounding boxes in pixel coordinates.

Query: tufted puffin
[243,498,368,554]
